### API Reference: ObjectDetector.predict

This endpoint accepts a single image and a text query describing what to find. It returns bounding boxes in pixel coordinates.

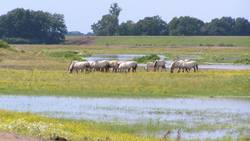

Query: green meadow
[0,69,249,97]
[93,36,250,47]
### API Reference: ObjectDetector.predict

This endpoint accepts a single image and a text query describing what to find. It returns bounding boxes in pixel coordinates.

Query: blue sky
[1,0,250,33]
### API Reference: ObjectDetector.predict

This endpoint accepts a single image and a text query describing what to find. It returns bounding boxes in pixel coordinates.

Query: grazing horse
[153,60,166,71]
[145,62,157,72]
[182,60,198,72]
[118,61,137,72]
[88,61,96,72]
[170,60,198,73]
[170,60,185,73]
[68,61,90,73]
[108,60,119,72]
[94,60,110,72]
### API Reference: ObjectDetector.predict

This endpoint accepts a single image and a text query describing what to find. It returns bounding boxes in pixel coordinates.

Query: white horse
[108,60,119,72]
[68,61,90,73]
[182,60,198,72]
[118,61,137,72]
[94,60,110,72]
[88,61,96,72]
[170,60,198,73]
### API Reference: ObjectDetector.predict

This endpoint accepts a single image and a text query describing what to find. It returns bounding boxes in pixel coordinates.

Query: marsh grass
[0,69,249,97]
[0,110,249,141]
[0,110,160,141]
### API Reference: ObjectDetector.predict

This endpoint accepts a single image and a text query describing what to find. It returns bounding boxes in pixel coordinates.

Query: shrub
[3,38,42,44]
[0,40,10,48]
[234,56,250,64]
[134,54,160,63]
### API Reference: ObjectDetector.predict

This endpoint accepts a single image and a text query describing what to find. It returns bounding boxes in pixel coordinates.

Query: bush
[234,56,250,64]
[3,38,43,44]
[134,54,160,63]
[0,40,10,48]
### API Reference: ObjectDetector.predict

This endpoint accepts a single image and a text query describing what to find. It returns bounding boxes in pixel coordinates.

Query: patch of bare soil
[64,36,95,45]
[0,132,45,141]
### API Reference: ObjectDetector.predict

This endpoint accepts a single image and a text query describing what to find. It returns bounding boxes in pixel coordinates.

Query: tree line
[92,3,250,36]
[0,8,67,44]
[0,5,249,44]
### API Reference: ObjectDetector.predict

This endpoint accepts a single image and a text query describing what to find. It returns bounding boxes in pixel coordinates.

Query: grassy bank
[0,69,249,97]
[0,110,159,141]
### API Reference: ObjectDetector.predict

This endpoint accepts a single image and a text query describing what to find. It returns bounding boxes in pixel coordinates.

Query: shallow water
[0,95,250,140]
[85,54,250,70]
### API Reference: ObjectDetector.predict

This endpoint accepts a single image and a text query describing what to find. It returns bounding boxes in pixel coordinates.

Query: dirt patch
[0,132,45,141]
[64,36,95,45]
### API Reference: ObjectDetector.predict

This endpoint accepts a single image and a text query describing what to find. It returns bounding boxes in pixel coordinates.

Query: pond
[0,95,249,140]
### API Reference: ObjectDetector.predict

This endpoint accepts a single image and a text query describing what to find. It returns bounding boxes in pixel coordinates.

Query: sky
[1,0,250,33]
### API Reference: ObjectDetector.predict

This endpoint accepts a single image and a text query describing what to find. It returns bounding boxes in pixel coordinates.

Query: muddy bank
[0,132,44,141]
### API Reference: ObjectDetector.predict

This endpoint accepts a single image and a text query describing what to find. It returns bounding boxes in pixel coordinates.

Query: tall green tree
[135,16,168,35]
[91,3,121,35]
[118,20,136,35]
[234,18,250,35]
[168,16,204,35]
[0,8,67,44]
[205,17,235,35]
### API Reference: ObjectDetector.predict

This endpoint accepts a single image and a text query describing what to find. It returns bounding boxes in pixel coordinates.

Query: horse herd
[68,59,199,73]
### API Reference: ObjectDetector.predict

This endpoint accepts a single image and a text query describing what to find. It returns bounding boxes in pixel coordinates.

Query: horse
[170,60,185,73]
[145,62,157,72]
[108,60,119,72]
[68,61,90,73]
[182,60,198,72]
[94,60,110,72]
[170,60,198,73]
[118,61,137,72]
[87,61,98,72]
[153,60,166,71]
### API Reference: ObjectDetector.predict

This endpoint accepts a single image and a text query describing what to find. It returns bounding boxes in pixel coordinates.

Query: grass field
[92,36,250,47]
[0,69,249,97]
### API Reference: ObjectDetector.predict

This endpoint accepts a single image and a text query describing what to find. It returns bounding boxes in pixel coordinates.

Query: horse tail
[196,64,199,71]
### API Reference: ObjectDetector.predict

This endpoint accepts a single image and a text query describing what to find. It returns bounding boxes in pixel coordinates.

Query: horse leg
[177,68,181,73]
